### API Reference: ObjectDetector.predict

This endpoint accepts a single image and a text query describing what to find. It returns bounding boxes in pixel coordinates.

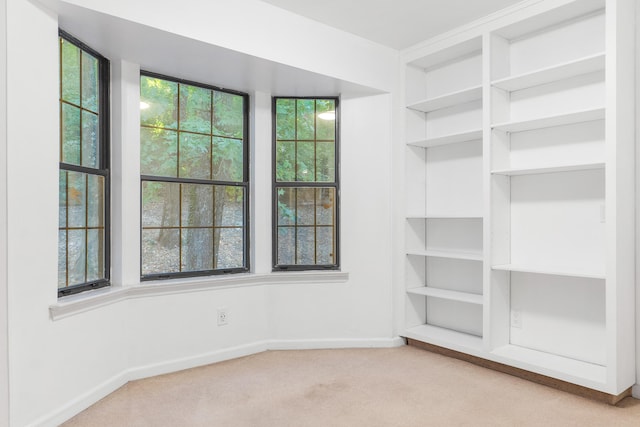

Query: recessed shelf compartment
[491,162,604,176]
[407,85,482,113]
[492,52,605,92]
[404,324,483,352]
[492,264,605,280]
[491,344,606,387]
[407,129,482,148]
[407,287,483,305]
[492,108,605,133]
[407,250,482,262]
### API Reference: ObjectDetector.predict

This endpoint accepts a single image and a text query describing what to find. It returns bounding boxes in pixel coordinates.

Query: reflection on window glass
[58,33,109,296]
[140,74,249,278]
[273,98,339,269]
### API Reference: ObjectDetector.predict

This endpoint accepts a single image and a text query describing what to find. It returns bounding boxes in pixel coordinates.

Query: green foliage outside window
[140,75,248,278]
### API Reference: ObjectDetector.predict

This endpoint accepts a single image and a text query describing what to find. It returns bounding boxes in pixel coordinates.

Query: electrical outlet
[217,308,228,326]
[511,309,522,329]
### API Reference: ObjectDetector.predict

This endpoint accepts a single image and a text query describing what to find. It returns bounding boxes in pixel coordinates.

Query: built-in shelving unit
[400,0,635,397]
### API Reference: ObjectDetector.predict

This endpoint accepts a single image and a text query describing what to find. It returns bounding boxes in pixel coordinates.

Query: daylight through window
[140,73,249,279]
[58,31,110,296]
[273,97,339,270]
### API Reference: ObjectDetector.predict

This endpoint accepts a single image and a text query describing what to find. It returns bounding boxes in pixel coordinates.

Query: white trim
[29,337,403,427]
[50,271,350,321]
[268,337,406,350]
[633,384,640,399]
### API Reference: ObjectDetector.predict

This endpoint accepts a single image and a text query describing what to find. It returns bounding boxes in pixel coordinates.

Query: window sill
[50,271,349,321]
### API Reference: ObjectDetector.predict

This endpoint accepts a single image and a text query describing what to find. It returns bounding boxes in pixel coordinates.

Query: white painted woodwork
[402,0,635,395]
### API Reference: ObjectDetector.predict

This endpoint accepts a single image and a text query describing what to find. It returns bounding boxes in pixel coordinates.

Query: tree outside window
[273,97,340,270]
[140,73,249,279]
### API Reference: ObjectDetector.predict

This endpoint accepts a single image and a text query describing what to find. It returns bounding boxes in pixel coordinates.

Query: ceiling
[260,0,525,50]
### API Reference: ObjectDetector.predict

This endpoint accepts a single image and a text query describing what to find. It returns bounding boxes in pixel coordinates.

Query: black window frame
[58,29,111,297]
[272,96,340,271]
[139,71,251,281]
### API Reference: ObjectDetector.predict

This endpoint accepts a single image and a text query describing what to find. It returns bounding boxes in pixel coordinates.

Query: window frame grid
[271,96,340,271]
[139,71,250,281]
[58,29,111,298]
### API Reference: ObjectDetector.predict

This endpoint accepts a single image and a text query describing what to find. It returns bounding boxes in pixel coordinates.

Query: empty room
[1,0,640,425]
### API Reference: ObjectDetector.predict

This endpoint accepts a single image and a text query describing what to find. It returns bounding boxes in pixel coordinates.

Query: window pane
[81,51,99,113]
[296,99,315,140]
[277,227,295,265]
[181,184,213,227]
[87,174,104,227]
[62,103,81,165]
[276,98,295,140]
[142,229,180,276]
[67,171,86,228]
[68,229,86,286]
[179,84,212,134]
[316,142,335,182]
[316,188,335,225]
[59,171,67,228]
[275,141,295,182]
[142,181,180,228]
[296,188,315,226]
[316,226,335,264]
[296,141,315,182]
[179,133,211,179]
[215,228,243,269]
[140,76,178,129]
[58,230,67,288]
[296,226,315,264]
[277,188,295,226]
[182,228,213,272]
[213,91,243,138]
[316,99,336,141]
[216,186,244,227]
[82,111,99,168]
[61,39,80,105]
[140,127,178,177]
[86,228,104,282]
[212,137,243,182]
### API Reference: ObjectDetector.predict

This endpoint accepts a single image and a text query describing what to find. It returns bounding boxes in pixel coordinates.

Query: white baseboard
[29,372,129,427]
[31,337,405,427]
[126,340,270,381]
[632,384,640,399]
[268,337,405,350]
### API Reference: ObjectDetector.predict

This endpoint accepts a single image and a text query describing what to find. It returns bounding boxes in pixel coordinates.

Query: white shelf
[407,85,482,113]
[404,324,483,352]
[406,215,482,220]
[407,250,483,262]
[492,108,605,133]
[492,264,605,280]
[491,345,606,387]
[407,287,483,305]
[407,129,482,148]
[491,162,605,176]
[492,53,605,92]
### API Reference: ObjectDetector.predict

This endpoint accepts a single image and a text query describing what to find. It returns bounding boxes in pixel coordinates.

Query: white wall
[6,1,398,426]
[0,0,10,425]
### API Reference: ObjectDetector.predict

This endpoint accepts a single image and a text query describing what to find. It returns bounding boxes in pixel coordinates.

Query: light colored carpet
[62,346,640,426]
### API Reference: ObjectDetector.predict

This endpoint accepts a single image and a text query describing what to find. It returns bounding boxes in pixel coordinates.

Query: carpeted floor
[62,345,640,426]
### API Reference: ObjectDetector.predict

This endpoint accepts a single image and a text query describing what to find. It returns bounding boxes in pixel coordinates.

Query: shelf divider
[491,162,605,176]
[407,250,483,262]
[407,129,482,148]
[407,85,482,113]
[492,52,605,92]
[492,108,605,133]
[491,264,605,280]
[407,287,483,305]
